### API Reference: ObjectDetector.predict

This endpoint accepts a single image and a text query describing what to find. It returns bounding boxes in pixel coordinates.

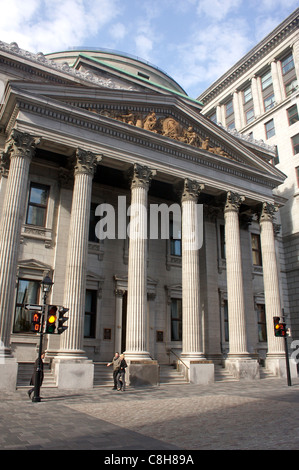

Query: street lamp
[32,274,53,403]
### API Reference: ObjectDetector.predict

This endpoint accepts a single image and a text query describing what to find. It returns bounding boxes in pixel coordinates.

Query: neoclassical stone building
[0,40,295,390]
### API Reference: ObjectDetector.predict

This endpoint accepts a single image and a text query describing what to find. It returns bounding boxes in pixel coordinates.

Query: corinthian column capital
[6,129,40,161]
[129,163,156,190]
[181,179,204,202]
[224,191,245,213]
[259,202,278,223]
[74,148,102,177]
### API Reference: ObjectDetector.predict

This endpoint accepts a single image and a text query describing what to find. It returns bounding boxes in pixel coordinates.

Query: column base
[53,356,94,390]
[0,357,18,390]
[225,357,259,380]
[266,356,298,379]
[127,359,159,387]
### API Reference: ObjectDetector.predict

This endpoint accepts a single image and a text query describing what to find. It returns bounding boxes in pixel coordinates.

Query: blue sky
[0,0,297,98]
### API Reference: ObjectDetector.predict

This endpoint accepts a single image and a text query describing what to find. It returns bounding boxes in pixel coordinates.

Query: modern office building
[198,8,299,344]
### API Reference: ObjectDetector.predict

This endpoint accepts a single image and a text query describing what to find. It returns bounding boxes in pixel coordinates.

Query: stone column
[259,203,296,377]
[125,163,159,386]
[0,129,40,390]
[224,192,259,379]
[271,60,282,104]
[54,148,101,389]
[181,179,204,360]
[251,75,262,118]
[125,163,153,360]
[180,180,214,384]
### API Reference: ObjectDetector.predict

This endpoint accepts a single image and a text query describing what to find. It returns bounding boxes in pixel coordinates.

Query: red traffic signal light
[31,312,42,333]
[46,305,57,334]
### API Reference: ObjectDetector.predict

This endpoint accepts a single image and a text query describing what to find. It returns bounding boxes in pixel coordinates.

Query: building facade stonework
[198,8,299,353]
[0,36,296,390]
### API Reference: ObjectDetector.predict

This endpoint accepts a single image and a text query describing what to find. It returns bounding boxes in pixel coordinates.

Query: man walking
[107,352,121,390]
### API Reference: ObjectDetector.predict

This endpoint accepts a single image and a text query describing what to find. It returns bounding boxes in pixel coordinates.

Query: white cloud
[195,0,242,21]
[0,0,122,53]
[110,23,127,41]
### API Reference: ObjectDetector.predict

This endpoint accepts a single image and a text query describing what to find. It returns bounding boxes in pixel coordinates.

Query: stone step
[93,362,116,387]
[214,365,238,382]
[159,364,189,384]
[17,362,57,388]
[259,366,277,379]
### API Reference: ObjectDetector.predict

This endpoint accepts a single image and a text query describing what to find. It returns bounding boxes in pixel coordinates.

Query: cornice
[198,9,299,105]
[13,97,284,191]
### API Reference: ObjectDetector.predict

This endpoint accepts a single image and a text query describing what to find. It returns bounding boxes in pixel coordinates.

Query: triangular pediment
[5,79,285,186]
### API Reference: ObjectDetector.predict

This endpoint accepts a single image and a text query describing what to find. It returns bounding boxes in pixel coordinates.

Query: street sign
[25,304,43,311]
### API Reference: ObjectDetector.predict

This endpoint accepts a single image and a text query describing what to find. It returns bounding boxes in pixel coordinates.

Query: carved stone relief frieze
[88,106,236,161]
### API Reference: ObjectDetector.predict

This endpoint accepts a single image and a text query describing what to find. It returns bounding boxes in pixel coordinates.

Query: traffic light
[46,305,57,334]
[57,307,69,334]
[273,316,287,337]
[31,312,42,333]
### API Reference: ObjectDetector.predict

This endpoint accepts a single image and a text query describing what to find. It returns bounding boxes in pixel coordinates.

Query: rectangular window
[170,219,181,256]
[265,119,275,139]
[220,224,226,259]
[14,279,40,333]
[246,108,255,124]
[223,300,229,342]
[26,183,49,227]
[287,105,299,126]
[225,100,234,117]
[171,299,182,341]
[292,134,299,155]
[285,78,298,96]
[296,167,299,188]
[281,54,294,75]
[243,86,252,103]
[84,289,97,338]
[209,111,217,123]
[257,304,267,342]
[261,70,272,90]
[251,233,262,266]
[264,93,275,112]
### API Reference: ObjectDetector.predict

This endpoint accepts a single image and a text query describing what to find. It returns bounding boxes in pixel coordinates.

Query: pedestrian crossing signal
[31,312,41,333]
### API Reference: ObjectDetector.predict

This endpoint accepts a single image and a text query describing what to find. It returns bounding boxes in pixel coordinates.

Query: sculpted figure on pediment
[143,111,158,133]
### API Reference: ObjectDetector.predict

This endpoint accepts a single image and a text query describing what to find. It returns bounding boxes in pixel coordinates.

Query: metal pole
[284,335,292,387]
[32,296,46,403]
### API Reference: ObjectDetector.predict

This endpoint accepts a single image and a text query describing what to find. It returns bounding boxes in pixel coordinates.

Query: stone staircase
[17,362,57,388]
[259,365,277,379]
[93,362,115,387]
[159,364,189,385]
[214,364,238,382]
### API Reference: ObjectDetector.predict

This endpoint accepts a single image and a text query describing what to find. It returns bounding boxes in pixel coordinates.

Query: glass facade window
[292,134,299,155]
[257,304,267,342]
[281,53,294,75]
[243,86,252,103]
[287,105,299,126]
[265,119,275,139]
[285,78,298,96]
[26,183,49,227]
[261,70,272,90]
[264,93,275,111]
[246,108,255,124]
[251,233,262,266]
[84,289,97,338]
[225,100,233,117]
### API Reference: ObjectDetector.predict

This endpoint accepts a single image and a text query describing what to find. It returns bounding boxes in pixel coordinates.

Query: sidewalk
[1,378,299,450]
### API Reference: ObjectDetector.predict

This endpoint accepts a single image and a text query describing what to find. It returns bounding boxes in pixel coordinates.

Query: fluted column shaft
[125,164,154,359]
[59,149,100,357]
[0,130,39,356]
[224,192,249,356]
[259,203,284,356]
[181,179,205,359]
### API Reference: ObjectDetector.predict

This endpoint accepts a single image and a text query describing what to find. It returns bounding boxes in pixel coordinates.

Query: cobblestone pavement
[1,378,299,451]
